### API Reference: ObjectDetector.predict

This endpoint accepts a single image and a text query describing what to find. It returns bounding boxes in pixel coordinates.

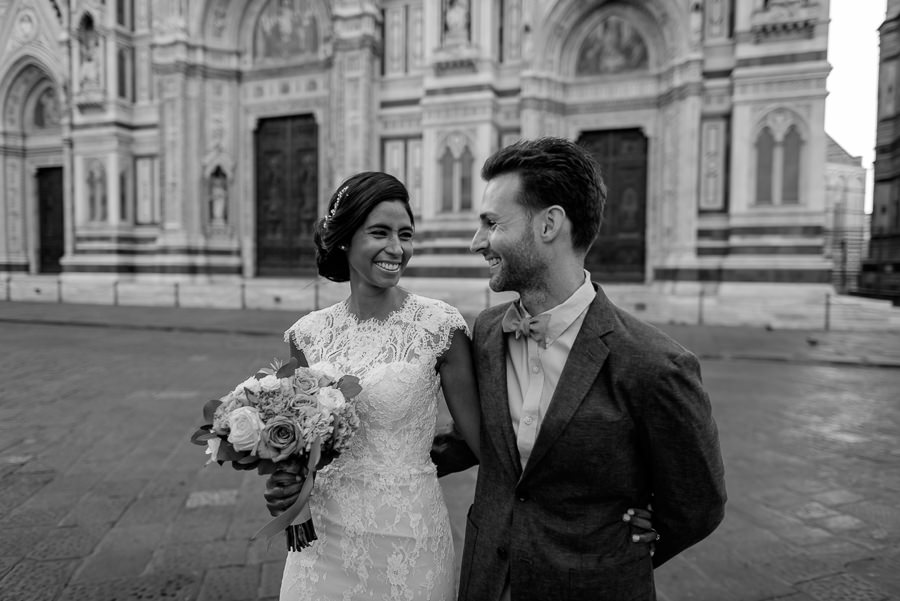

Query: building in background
[863,0,900,302]
[825,136,867,293]
[0,0,836,288]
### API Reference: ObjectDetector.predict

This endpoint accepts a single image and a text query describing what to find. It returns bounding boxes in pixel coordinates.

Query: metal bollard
[824,292,831,332]
[174,282,180,308]
[113,280,119,306]
[240,281,246,310]
[57,277,63,303]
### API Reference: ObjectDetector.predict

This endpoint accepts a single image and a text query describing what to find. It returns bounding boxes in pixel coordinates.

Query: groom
[437,137,727,601]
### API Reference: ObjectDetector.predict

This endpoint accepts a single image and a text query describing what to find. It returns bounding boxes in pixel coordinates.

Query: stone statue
[209,168,229,226]
[444,0,470,44]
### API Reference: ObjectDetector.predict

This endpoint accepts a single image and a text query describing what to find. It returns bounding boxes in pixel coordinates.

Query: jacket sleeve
[638,350,727,567]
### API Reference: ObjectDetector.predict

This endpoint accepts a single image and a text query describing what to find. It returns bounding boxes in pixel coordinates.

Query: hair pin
[324,185,350,230]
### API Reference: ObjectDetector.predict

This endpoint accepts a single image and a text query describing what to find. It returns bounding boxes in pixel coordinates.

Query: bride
[269,172,481,601]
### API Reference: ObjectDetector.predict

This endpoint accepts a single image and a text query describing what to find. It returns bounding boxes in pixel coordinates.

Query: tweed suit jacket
[457,285,727,601]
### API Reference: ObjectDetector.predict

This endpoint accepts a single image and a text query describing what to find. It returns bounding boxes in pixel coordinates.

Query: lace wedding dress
[280,293,467,601]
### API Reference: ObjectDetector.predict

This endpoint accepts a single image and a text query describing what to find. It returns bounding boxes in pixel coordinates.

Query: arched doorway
[0,63,65,274]
[578,129,648,283]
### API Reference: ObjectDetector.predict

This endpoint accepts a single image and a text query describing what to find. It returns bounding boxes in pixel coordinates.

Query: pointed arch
[0,57,62,134]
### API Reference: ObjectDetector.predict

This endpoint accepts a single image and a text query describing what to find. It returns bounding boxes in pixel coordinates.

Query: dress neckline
[340,291,415,326]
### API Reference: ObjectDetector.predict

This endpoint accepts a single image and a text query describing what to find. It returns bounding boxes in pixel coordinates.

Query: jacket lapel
[478,305,523,480]
[519,287,614,484]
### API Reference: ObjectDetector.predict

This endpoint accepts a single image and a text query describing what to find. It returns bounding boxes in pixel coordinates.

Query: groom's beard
[489,229,546,295]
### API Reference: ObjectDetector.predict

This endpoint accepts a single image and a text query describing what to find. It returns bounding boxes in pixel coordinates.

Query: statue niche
[208,166,229,229]
[576,15,649,76]
[78,13,103,90]
[254,0,319,61]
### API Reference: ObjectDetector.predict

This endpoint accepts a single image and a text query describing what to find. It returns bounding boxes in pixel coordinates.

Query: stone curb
[5,313,900,370]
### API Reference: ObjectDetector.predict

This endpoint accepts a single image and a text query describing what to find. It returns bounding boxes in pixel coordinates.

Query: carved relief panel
[699,119,727,211]
[575,15,648,76]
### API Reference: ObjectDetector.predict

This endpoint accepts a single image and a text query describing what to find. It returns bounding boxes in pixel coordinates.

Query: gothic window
[459,146,474,211]
[755,127,774,205]
[382,138,424,216]
[753,110,807,206]
[119,165,133,224]
[576,15,649,76]
[440,147,454,212]
[117,0,134,31]
[781,126,801,204]
[383,3,424,75]
[438,137,475,213]
[117,47,134,101]
[87,160,107,223]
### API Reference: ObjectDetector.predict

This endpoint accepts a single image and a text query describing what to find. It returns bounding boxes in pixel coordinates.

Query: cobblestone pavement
[0,301,898,601]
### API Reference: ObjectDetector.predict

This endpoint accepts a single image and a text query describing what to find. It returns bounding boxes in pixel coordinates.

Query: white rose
[237,376,261,395]
[227,406,265,452]
[317,387,346,413]
[205,437,221,465]
[258,375,281,393]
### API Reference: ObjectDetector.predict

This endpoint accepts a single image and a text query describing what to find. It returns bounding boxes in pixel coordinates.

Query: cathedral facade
[0,0,833,285]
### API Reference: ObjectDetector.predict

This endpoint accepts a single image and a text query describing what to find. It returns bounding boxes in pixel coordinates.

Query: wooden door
[255,115,319,276]
[37,166,64,273]
[578,130,648,283]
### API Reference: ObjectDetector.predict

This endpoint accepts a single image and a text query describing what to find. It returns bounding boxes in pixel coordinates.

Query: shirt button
[530,364,540,374]
[523,416,534,425]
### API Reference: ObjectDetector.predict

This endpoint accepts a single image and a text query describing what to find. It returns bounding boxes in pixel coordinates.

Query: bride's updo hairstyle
[314,171,414,282]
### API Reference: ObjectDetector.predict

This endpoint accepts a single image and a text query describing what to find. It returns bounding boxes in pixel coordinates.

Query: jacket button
[518,496,527,502]
[497,546,508,559]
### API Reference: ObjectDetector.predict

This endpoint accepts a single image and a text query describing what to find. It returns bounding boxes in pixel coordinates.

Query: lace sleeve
[422,298,470,363]
[283,313,315,352]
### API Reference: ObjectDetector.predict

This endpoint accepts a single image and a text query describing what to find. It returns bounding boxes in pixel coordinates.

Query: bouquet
[190,356,361,551]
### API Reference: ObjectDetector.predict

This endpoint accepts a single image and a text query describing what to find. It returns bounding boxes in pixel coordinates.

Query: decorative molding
[750,0,820,43]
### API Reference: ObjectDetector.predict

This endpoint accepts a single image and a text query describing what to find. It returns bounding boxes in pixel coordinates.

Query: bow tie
[501,303,551,347]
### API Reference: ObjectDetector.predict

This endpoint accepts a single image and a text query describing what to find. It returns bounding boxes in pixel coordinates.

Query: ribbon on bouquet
[251,439,322,549]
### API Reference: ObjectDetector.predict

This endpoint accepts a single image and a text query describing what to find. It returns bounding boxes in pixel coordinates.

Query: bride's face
[346,200,414,290]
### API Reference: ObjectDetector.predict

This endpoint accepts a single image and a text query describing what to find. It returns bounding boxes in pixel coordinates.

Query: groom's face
[471,172,545,294]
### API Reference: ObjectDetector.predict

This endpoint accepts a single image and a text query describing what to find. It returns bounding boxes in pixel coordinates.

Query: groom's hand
[431,427,479,477]
[623,506,658,556]
[264,460,305,517]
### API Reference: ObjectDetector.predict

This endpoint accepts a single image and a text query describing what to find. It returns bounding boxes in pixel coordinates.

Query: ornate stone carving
[255,0,319,62]
[211,0,229,38]
[699,119,726,211]
[576,15,648,76]
[5,159,24,252]
[443,0,470,46]
[34,88,61,128]
[751,0,819,43]
[705,0,727,40]
[14,8,39,44]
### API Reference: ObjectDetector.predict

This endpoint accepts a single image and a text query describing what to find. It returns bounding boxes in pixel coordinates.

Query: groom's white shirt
[505,270,596,469]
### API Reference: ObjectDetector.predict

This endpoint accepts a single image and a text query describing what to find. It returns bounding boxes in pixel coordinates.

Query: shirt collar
[514,270,596,347]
